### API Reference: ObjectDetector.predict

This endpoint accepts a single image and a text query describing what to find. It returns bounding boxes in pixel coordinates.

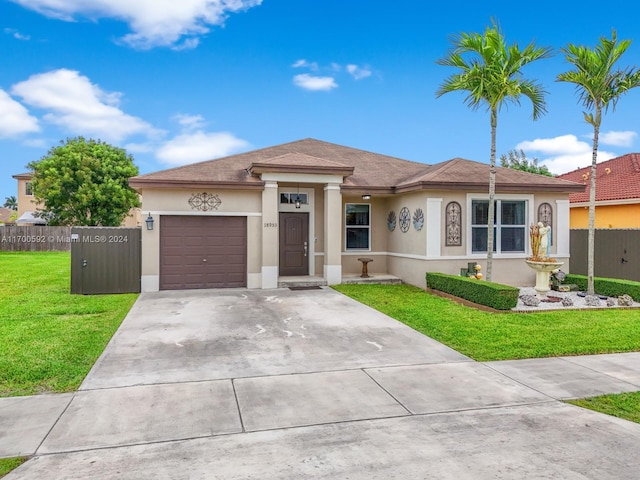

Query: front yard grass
[0,252,138,397]
[332,283,640,362]
[0,458,27,478]
[568,392,640,424]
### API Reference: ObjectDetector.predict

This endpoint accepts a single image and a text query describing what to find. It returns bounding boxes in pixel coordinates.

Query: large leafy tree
[436,21,552,281]
[27,137,141,226]
[500,149,552,176]
[557,31,640,296]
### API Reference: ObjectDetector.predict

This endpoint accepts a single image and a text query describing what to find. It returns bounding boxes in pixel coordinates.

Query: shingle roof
[129,138,585,194]
[556,153,640,203]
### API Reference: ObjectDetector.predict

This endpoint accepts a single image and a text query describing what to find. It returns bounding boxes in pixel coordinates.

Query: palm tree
[557,30,640,296]
[3,195,17,210]
[436,20,552,282]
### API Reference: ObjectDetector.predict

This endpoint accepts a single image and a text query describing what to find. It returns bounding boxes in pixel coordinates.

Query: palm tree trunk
[486,109,497,282]
[587,118,600,296]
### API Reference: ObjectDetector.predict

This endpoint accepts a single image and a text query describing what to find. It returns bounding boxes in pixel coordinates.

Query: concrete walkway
[2,288,640,479]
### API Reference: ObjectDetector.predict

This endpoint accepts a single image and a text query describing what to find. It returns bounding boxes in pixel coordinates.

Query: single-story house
[555,153,640,228]
[129,138,585,291]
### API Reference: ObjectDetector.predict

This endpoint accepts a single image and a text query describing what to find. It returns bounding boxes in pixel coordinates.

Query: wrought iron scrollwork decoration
[188,192,222,211]
[399,207,410,233]
[445,201,462,246]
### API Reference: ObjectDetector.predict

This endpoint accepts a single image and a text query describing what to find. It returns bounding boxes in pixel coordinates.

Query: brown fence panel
[71,227,141,294]
[0,226,72,251]
[570,229,640,282]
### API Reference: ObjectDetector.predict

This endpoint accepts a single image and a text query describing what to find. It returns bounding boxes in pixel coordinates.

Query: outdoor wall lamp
[295,195,301,209]
[362,194,371,200]
[145,213,154,231]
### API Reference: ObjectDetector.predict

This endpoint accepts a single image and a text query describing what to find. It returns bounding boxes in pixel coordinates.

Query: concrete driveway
[6,287,640,479]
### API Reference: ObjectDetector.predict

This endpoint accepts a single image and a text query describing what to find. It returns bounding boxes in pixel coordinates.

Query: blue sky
[2,0,640,200]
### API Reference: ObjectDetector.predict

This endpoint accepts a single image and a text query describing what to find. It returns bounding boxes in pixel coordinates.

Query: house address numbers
[264,222,278,228]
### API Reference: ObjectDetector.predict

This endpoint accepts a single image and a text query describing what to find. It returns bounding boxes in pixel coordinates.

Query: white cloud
[11,69,157,142]
[10,0,262,49]
[3,28,31,40]
[292,59,319,71]
[156,131,249,165]
[173,113,207,131]
[346,64,372,80]
[0,89,40,137]
[599,130,637,147]
[516,134,617,175]
[293,74,338,92]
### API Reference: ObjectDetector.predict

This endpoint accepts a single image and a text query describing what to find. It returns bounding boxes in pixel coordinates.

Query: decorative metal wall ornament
[188,192,222,211]
[537,202,553,245]
[538,203,552,227]
[399,207,410,233]
[445,201,462,246]
[387,211,397,231]
[412,208,424,231]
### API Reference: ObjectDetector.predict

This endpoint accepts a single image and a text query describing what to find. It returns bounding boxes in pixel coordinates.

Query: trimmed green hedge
[564,274,640,301]
[426,272,519,310]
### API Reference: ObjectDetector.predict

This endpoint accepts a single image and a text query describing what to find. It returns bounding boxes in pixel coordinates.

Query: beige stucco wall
[15,178,40,217]
[139,188,263,291]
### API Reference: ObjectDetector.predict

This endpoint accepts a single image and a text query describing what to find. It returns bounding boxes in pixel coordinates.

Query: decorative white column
[556,199,570,257]
[324,183,342,284]
[426,198,442,258]
[261,181,279,288]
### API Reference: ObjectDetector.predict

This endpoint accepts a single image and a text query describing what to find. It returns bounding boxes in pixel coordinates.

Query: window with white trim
[345,203,370,250]
[25,181,33,196]
[471,199,526,253]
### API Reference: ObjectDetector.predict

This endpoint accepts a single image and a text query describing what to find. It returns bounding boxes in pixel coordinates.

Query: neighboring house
[0,207,17,225]
[12,172,141,227]
[12,173,46,225]
[129,138,584,292]
[556,153,640,228]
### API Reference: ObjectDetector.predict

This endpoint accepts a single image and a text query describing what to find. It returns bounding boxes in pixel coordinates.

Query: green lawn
[0,251,138,397]
[569,392,640,424]
[332,283,640,361]
[0,458,27,478]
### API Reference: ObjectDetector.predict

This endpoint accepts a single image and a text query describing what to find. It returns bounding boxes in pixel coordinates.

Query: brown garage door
[160,216,247,290]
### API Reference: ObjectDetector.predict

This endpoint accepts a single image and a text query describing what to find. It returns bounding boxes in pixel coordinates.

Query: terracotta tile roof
[556,153,640,203]
[129,138,585,194]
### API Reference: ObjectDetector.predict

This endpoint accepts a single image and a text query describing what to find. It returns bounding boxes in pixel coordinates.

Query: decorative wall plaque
[445,201,462,246]
[188,192,222,211]
[538,203,552,227]
[399,207,410,233]
[413,208,424,231]
[387,211,397,231]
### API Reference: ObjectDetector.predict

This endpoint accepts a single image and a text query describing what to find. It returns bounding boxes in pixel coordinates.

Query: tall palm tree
[436,21,552,282]
[3,195,17,210]
[557,30,640,296]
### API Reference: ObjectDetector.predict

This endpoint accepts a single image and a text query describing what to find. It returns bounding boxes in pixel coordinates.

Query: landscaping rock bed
[514,287,640,311]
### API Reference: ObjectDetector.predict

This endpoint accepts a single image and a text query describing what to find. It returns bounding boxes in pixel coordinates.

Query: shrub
[564,274,640,302]
[426,272,519,310]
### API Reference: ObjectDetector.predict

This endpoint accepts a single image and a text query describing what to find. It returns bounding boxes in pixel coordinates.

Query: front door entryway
[279,212,309,276]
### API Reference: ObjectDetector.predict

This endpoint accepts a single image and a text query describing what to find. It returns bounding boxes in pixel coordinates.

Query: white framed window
[470,197,529,254]
[25,181,33,196]
[345,203,370,250]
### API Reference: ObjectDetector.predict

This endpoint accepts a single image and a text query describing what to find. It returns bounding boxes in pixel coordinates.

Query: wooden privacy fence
[71,227,141,294]
[0,226,72,251]
[570,229,640,282]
